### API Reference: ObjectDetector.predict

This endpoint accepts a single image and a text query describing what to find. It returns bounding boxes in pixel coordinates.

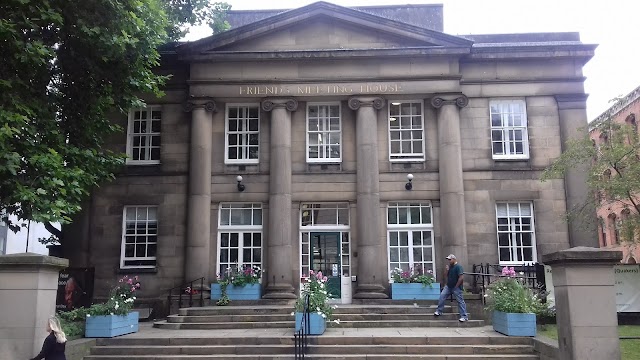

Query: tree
[0,0,230,244]
[541,101,640,243]
[164,0,231,40]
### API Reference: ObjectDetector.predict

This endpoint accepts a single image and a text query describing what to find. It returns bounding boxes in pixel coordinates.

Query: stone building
[62,2,597,302]
[591,85,640,264]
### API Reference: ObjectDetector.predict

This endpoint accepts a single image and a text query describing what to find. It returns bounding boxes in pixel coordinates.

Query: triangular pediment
[179,1,472,57]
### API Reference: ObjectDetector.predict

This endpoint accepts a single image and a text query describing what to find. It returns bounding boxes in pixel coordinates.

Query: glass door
[310,232,341,299]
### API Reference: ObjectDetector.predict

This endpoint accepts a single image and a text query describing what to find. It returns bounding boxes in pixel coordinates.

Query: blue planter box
[492,311,536,337]
[391,283,441,300]
[85,312,139,338]
[211,283,261,300]
[295,312,326,335]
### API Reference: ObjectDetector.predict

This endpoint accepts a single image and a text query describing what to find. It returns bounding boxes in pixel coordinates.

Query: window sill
[389,158,425,163]
[118,268,158,274]
[126,161,161,166]
[492,156,530,162]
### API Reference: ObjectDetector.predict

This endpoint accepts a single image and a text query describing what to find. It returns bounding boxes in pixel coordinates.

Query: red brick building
[591,85,640,263]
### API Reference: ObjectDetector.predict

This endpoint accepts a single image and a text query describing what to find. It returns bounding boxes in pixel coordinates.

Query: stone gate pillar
[261,98,298,299]
[184,99,216,284]
[0,254,68,360]
[349,96,388,299]
[542,247,622,360]
[431,94,469,269]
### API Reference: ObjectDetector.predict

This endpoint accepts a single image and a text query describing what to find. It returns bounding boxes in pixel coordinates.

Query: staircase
[82,303,540,359]
[83,334,538,359]
[154,304,485,329]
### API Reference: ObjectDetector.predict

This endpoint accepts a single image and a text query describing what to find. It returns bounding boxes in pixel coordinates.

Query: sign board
[544,264,640,312]
[56,267,95,311]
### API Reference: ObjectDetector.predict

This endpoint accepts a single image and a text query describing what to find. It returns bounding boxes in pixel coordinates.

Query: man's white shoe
[434,311,442,316]
[459,317,468,322]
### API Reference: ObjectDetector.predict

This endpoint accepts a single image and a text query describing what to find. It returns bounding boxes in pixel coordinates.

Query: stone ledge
[0,253,68,270]
[542,246,622,265]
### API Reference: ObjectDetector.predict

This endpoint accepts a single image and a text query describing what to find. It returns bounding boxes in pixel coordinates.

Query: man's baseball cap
[445,254,456,260]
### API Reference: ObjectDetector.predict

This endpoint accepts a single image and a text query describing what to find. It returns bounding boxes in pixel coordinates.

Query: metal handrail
[465,271,541,305]
[166,277,205,315]
[294,293,310,359]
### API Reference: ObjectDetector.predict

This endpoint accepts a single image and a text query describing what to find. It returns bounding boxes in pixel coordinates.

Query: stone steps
[178,304,454,316]
[90,344,535,356]
[85,336,538,360]
[167,313,463,322]
[155,319,484,329]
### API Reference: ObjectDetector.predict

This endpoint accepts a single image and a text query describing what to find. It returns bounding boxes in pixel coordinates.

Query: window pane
[390,232,398,246]
[390,248,399,262]
[388,207,397,225]
[399,232,408,246]
[421,207,431,224]
[410,207,420,224]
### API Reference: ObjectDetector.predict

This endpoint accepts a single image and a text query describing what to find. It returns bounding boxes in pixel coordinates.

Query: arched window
[628,257,637,265]
[620,208,633,242]
[608,213,618,245]
[625,113,637,130]
[599,217,607,247]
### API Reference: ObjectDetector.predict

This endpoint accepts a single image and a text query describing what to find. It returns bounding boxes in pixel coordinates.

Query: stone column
[555,94,598,247]
[348,96,387,299]
[431,95,469,269]
[261,98,298,299]
[184,99,216,283]
[542,247,622,360]
[0,254,68,360]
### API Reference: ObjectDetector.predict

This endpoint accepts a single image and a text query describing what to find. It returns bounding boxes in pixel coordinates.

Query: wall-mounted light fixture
[405,173,413,191]
[236,175,245,192]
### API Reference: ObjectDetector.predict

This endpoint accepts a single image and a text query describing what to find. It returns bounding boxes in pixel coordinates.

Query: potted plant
[390,266,440,300]
[211,265,262,305]
[84,275,141,338]
[485,267,546,337]
[293,270,338,335]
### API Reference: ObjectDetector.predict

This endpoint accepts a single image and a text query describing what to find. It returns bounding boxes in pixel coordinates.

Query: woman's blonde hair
[48,316,67,343]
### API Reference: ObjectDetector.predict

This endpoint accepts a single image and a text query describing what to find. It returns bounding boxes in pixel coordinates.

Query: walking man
[434,254,468,322]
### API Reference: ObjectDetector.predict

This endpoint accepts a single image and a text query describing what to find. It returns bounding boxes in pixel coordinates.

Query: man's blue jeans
[436,285,468,319]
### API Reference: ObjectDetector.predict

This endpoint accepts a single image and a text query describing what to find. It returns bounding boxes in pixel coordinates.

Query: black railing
[471,263,545,293]
[166,277,205,315]
[294,293,310,359]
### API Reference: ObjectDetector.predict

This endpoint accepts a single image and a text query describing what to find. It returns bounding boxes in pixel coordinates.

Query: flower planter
[391,283,441,300]
[85,312,139,338]
[295,312,326,335]
[211,283,261,300]
[492,311,536,337]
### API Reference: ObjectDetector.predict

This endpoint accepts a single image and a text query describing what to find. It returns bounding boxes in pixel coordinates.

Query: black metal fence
[166,277,205,315]
[294,294,310,359]
[470,263,546,303]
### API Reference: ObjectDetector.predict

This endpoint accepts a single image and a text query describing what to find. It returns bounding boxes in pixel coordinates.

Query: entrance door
[310,232,341,299]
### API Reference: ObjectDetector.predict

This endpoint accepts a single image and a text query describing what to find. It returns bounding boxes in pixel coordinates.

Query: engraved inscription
[238,83,403,96]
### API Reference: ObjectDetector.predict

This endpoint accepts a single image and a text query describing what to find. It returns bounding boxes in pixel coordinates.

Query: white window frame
[299,203,351,285]
[224,104,260,165]
[386,202,435,281]
[306,102,342,163]
[388,100,425,162]
[217,203,263,276]
[489,99,529,160]
[120,206,158,269]
[495,202,537,265]
[126,106,161,165]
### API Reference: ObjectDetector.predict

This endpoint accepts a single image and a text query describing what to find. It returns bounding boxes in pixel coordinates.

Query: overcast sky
[185,0,640,120]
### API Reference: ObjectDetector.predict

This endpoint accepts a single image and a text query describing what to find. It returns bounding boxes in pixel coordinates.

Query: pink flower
[127,279,133,285]
[118,279,123,283]
[317,271,323,279]
[135,283,141,288]
[131,286,136,292]
[323,276,328,282]
[134,276,139,281]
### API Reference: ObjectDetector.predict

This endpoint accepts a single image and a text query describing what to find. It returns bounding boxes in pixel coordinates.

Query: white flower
[316,307,321,312]
[114,304,119,310]
[333,319,340,324]
[291,312,295,316]
[86,314,91,318]
[321,313,326,319]
[331,305,338,309]
[110,312,114,315]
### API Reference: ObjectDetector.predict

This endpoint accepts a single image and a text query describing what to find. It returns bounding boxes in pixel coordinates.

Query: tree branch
[44,222,62,238]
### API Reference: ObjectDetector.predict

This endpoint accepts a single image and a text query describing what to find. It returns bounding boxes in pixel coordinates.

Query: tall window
[496,202,536,265]
[490,100,529,159]
[388,101,424,161]
[609,214,619,245]
[225,104,260,164]
[387,202,434,278]
[218,203,262,275]
[307,103,341,162]
[0,219,7,255]
[121,206,158,268]
[127,106,161,164]
[599,218,607,247]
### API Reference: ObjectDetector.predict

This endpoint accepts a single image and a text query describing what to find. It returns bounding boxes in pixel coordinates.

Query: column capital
[348,96,385,111]
[430,94,468,109]
[261,98,298,112]
[183,98,217,113]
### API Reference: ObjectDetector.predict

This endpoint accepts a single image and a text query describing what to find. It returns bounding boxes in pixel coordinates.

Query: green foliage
[542,104,640,243]
[294,270,335,321]
[485,277,546,315]
[390,266,436,287]
[0,0,170,238]
[163,0,231,40]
